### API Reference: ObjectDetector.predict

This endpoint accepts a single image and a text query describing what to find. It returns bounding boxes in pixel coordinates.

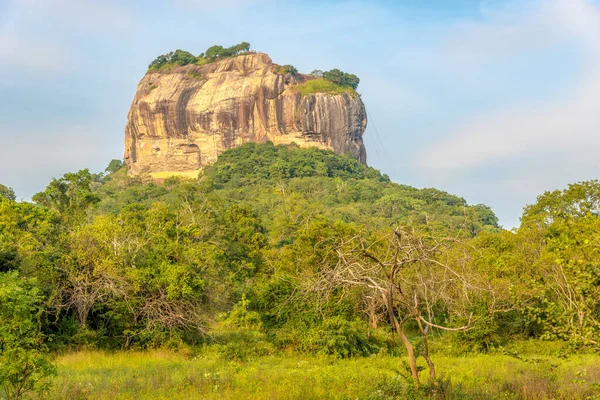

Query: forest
[1,143,599,399]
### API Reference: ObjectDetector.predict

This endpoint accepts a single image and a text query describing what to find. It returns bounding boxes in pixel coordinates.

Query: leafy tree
[205,45,226,59]
[307,226,491,386]
[233,41,251,54]
[0,184,15,201]
[0,272,56,399]
[170,49,197,66]
[322,69,360,90]
[205,42,251,59]
[519,181,600,349]
[105,159,123,174]
[32,169,99,223]
[148,52,172,70]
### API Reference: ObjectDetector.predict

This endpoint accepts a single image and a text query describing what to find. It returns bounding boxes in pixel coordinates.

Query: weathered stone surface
[124,53,367,177]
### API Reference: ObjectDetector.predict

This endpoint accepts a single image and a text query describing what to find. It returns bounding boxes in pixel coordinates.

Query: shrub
[293,78,358,97]
[322,69,360,90]
[0,272,56,399]
[274,64,298,75]
[311,317,377,358]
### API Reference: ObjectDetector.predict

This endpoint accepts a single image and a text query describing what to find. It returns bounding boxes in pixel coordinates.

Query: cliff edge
[124,53,367,177]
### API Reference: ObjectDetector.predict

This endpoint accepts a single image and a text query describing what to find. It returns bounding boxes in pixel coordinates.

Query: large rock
[124,53,367,177]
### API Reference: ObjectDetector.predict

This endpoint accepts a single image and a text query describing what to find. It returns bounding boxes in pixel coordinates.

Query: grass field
[46,343,600,400]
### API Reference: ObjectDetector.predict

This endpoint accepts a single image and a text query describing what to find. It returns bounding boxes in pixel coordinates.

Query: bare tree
[307,226,491,387]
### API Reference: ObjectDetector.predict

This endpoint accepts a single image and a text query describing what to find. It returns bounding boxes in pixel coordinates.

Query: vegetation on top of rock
[293,69,360,96]
[273,64,298,75]
[293,78,358,96]
[311,69,360,90]
[148,42,251,71]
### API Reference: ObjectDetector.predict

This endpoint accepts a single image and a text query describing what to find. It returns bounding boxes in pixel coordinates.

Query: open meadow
[48,342,600,400]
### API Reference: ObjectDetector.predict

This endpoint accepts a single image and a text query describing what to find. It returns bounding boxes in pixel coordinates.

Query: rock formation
[124,53,367,177]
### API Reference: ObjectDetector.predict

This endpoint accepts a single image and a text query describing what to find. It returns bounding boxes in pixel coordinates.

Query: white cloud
[418,0,600,173]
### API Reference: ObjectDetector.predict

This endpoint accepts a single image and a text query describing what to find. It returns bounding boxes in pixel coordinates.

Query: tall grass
[47,344,600,399]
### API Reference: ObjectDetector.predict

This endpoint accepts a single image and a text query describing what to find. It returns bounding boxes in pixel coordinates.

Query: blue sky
[1,0,599,228]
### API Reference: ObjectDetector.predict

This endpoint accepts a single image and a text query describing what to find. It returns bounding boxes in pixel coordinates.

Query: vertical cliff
[124,53,367,177]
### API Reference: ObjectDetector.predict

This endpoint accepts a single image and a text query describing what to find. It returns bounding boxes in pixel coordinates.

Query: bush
[0,272,56,399]
[274,64,298,75]
[211,329,275,361]
[293,78,358,96]
[322,69,360,90]
[311,317,377,358]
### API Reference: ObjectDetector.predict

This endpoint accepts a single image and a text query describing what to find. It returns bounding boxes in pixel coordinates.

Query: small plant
[187,72,204,80]
[274,64,298,75]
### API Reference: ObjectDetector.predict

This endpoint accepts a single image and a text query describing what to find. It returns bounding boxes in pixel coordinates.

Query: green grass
[293,78,358,97]
[46,344,600,399]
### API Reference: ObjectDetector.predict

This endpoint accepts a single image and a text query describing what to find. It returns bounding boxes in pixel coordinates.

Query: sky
[1,0,599,228]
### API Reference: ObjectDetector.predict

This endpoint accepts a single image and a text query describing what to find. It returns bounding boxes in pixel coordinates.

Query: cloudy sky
[0,0,598,228]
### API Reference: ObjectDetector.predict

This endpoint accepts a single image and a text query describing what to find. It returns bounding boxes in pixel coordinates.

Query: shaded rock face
[124,53,367,177]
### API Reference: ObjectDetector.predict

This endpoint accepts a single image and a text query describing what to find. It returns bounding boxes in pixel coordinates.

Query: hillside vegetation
[1,143,599,398]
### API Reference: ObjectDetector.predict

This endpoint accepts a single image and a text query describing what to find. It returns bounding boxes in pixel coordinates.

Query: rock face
[124,53,367,177]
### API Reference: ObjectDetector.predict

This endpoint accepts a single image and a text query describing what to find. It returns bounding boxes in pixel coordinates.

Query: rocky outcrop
[124,53,367,177]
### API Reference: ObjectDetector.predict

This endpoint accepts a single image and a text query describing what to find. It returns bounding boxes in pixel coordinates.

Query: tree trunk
[384,290,420,387]
[416,317,436,381]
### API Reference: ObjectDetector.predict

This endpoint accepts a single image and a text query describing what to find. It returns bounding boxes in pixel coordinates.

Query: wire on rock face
[364,105,398,181]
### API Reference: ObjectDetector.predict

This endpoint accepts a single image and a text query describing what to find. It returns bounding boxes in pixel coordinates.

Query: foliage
[520,181,600,349]
[104,159,123,174]
[47,348,600,399]
[11,142,600,394]
[32,169,99,223]
[273,64,298,75]
[293,78,358,96]
[311,317,376,358]
[203,142,387,188]
[322,68,360,90]
[0,184,16,201]
[148,42,251,71]
[0,272,56,399]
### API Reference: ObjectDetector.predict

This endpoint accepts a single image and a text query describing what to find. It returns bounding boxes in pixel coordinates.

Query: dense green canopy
[1,143,598,387]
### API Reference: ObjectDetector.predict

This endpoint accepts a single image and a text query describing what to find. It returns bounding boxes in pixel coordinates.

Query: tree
[32,169,99,223]
[519,180,600,349]
[105,159,124,174]
[233,41,251,54]
[310,69,324,78]
[205,45,226,59]
[307,226,490,387]
[0,272,56,399]
[322,69,360,90]
[0,184,16,201]
[149,53,169,70]
[170,49,197,66]
[61,216,130,329]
